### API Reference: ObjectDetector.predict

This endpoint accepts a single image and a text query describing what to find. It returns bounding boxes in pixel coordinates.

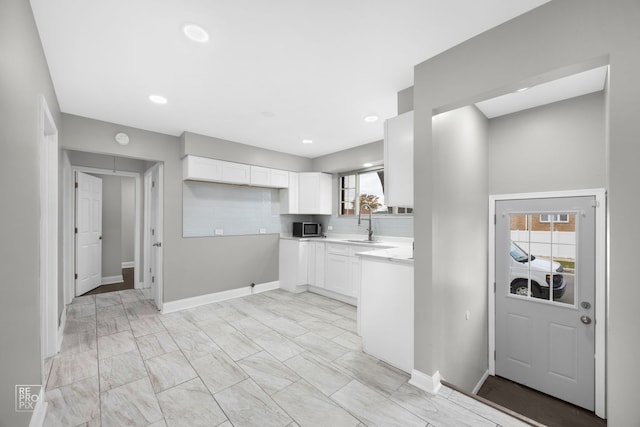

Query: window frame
[338,168,413,217]
[539,213,570,223]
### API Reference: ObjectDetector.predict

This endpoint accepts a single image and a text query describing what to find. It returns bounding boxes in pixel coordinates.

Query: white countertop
[280,233,414,263]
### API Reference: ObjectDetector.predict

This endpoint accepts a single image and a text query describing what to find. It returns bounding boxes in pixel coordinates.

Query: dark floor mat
[477,376,606,427]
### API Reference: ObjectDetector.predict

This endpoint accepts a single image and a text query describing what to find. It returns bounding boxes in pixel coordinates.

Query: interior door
[148,164,163,309]
[75,172,103,296]
[495,196,596,410]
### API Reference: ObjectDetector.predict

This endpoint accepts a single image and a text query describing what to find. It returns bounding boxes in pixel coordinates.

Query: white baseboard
[472,369,490,395]
[29,388,47,427]
[57,306,67,352]
[162,281,280,314]
[101,275,124,285]
[409,369,442,395]
[307,286,357,306]
[121,261,135,269]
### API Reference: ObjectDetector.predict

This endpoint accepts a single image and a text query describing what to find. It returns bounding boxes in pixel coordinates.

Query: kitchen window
[339,169,413,216]
[540,214,569,223]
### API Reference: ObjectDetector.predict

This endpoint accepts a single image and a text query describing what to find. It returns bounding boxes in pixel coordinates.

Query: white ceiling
[31,0,549,158]
[475,66,608,119]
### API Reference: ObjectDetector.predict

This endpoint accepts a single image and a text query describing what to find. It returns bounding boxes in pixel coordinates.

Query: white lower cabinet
[360,257,414,373]
[308,242,325,288]
[325,253,351,296]
[278,239,308,293]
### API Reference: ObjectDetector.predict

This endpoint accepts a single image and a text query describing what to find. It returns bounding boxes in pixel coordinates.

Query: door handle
[153,242,162,247]
[580,315,592,325]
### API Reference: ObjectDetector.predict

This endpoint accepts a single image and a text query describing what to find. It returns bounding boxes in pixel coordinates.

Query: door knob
[153,242,162,247]
[580,315,592,325]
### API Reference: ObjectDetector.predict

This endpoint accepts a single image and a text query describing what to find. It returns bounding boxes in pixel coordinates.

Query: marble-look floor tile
[293,332,350,362]
[137,331,180,360]
[44,377,100,427]
[284,352,352,396]
[181,304,222,323]
[130,315,166,337]
[46,349,98,390]
[392,386,501,427]
[334,351,408,396]
[214,302,252,323]
[100,350,148,391]
[97,304,126,321]
[273,379,360,427]
[124,300,159,320]
[296,304,344,323]
[250,330,305,362]
[145,350,198,392]
[227,299,279,322]
[214,378,292,427]
[197,317,237,337]
[269,303,314,323]
[101,377,164,427]
[191,351,248,394]
[264,317,309,338]
[332,305,358,320]
[331,331,363,352]
[98,330,137,360]
[210,330,261,361]
[157,378,228,427]
[237,351,300,395]
[67,303,97,319]
[64,315,97,334]
[70,294,96,306]
[299,318,345,339]
[97,314,131,337]
[172,330,221,362]
[332,317,357,333]
[59,330,98,355]
[95,292,122,308]
[230,317,272,339]
[118,289,146,303]
[160,313,201,335]
[331,380,426,427]
[296,292,346,310]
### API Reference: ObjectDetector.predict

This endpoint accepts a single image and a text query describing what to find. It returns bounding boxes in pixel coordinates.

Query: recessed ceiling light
[148,94,168,105]
[302,139,313,144]
[363,162,373,167]
[364,115,379,123]
[516,87,529,93]
[182,24,209,43]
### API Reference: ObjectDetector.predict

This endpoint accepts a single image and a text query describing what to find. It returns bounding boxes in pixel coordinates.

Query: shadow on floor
[82,268,135,296]
[477,376,606,427]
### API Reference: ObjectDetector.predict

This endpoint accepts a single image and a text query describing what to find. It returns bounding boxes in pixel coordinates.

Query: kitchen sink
[346,239,383,244]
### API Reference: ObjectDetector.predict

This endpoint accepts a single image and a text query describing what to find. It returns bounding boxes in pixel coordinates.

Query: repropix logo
[15,385,41,412]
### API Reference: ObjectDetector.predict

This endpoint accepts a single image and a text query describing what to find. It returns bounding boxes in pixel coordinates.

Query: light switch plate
[215,229,224,235]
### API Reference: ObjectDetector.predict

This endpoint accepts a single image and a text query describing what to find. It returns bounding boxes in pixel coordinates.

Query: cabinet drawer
[326,243,351,256]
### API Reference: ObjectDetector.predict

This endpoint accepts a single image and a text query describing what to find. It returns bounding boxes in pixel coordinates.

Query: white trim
[121,261,135,269]
[62,151,74,306]
[101,275,124,285]
[69,165,143,295]
[28,388,47,427]
[409,369,442,395]
[488,188,606,418]
[472,369,490,395]
[162,281,280,314]
[39,95,58,361]
[57,306,67,353]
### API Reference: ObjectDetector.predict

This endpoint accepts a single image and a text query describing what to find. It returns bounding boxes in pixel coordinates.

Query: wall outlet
[327,225,333,231]
[215,229,224,236]
[259,228,266,234]
[465,310,470,320]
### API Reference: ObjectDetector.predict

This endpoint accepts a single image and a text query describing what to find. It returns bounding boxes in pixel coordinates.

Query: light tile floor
[44,288,529,427]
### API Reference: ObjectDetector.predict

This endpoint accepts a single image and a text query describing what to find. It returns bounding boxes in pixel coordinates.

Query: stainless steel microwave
[292,222,322,237]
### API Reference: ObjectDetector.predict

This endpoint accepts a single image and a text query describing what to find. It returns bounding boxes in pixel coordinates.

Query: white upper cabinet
[184,155,288,188]
[384,111,413,207]
[250,166,289,188]
[280,172,332,215]
[298,172,332,215]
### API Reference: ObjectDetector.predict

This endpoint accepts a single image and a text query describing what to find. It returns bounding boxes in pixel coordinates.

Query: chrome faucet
[358,203,374,241]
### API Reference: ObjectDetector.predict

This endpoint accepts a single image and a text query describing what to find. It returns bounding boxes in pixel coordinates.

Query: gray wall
[100,175,123,278]
[489,91,606,194]
[182,132,314,172]
[413,1,640,423]
[61,114,311,302]
[121,177,136,265]
[312,140,382,173]
[397,86,414,115]
[0,1,61,425]
[431,106,488,390]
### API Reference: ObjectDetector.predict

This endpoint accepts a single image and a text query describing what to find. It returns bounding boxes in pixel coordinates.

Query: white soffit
[476,66,608,119]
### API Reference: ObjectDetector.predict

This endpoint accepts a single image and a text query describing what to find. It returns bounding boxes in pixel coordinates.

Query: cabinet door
[221,161,250,185]
[315,242,325,288]
[271,169,289,188]
[298,173,333,215]
[325,254,350,295]
[250,166,271,187]
[348,256,361,298]
[183,156,222,182]
[384,111,413,207]
[307,242,316,286]
[280,172,299,214]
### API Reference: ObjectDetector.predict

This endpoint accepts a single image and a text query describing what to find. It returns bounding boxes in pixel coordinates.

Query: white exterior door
[495,196,596,410]
[75,172,102,296]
